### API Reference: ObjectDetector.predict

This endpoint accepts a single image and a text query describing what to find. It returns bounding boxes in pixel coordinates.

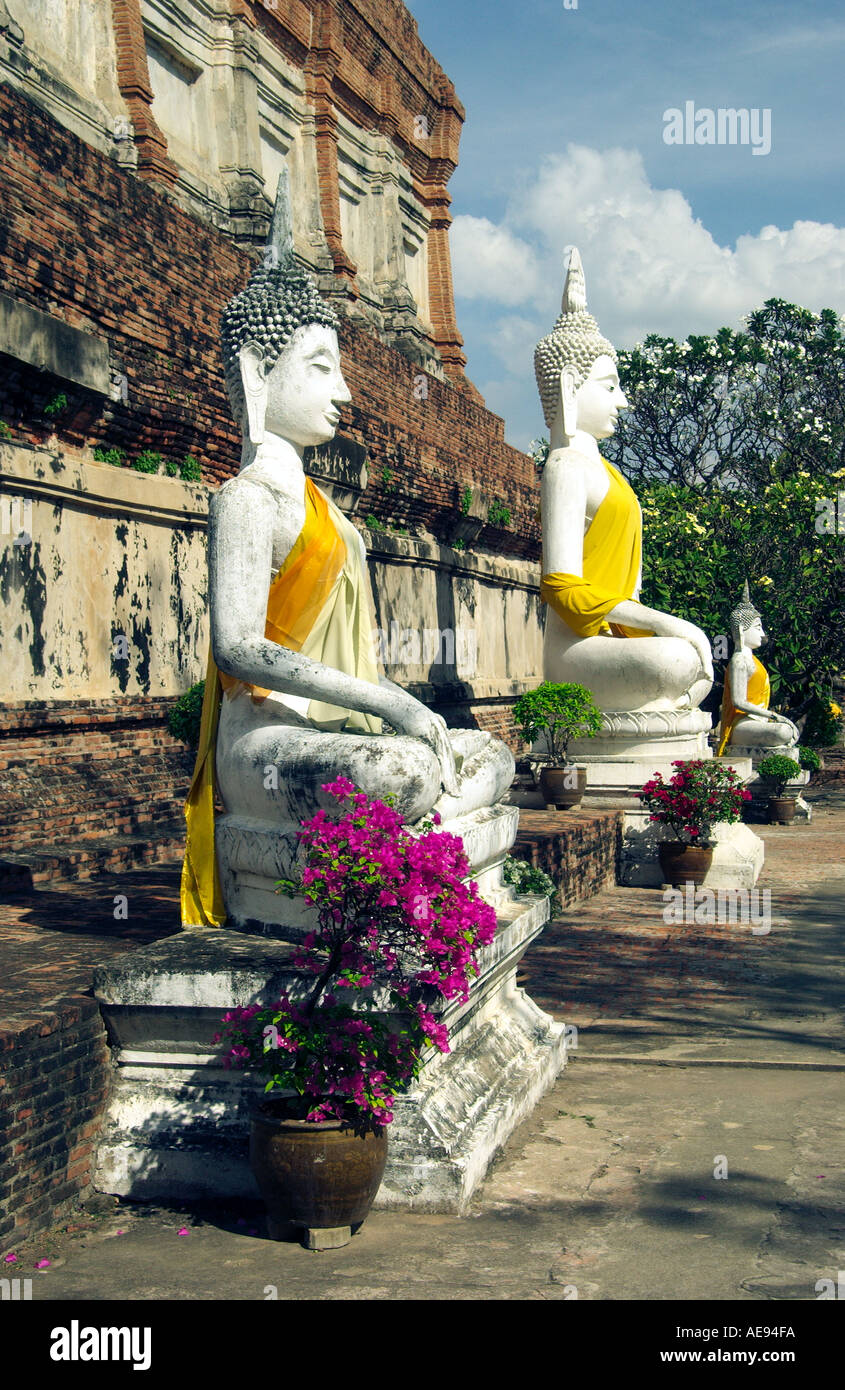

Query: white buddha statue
[181,178,514,929]
[717,584,799,756]
[533,249,713,761]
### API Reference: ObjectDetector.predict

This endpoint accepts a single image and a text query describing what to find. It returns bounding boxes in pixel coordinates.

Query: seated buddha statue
[181,180,514,928]
[534,248,713,729]
[717,583,799,755]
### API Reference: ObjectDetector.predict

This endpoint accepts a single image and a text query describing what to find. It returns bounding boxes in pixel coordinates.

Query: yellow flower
[831,703,842,718]
[755,576,774,587]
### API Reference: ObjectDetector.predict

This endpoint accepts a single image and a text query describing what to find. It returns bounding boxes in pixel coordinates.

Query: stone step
[0,822,185,889]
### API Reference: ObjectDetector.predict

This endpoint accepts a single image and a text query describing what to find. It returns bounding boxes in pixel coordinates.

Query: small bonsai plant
[512,681,602,767]
[757,754,801,797]
[502,855,556,901]
[168,680,206,749]
[640,759,751,846]
[797,746,821,775]
[215,779,498,1134]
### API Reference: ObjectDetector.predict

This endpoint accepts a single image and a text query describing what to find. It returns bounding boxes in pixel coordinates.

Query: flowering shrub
[639,759,751,846]
[215,779,498,1133]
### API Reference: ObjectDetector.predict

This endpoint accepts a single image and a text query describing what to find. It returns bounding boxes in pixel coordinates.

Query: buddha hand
[390,691,460,796]
[659,615,714,682]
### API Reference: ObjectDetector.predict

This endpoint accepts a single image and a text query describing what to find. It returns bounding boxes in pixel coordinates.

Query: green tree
[604,299,845,490]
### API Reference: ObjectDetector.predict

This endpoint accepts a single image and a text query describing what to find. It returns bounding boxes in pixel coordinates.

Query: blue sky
[410,0,845,448]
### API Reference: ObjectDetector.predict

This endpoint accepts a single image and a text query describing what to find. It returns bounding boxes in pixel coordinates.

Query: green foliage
[797,746,821,773]
[635,474,845,722]
[487,499,511,528]
[757,754,802,796]
[164,458,181,477]
[503,855,556,901]
[133,450,162,474]
[512,681,602,763]
[529,437,550,471]
[44,392,68,418]
[452,538,466,552]
[801,698,843,747]
[0,420,11,438]
[180,454,201,482]
[364,514,385,532]
[459,485,473,516]
[168,680,206,749]
[380,466,396,491]
[605,299,845,490]
[93,446,126,467]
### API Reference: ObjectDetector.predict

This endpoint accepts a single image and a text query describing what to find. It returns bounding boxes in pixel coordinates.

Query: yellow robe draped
[717,655,770,756]
[180,477,379,928]
[540,458,652,640]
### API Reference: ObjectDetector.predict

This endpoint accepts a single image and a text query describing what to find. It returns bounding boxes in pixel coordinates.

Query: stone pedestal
[568,708,713,793]
[619,808,764,888]
[216,803,519,937]
[92,890,566,1215]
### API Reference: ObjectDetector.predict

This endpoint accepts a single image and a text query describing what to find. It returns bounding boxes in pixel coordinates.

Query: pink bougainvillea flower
[35,1259,51,1269]
[177,1227,190,1236]
[4,1253,17,1264]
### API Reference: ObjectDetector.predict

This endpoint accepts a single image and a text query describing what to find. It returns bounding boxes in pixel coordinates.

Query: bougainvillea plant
[639,759,751,846]
[215,778,498,1133]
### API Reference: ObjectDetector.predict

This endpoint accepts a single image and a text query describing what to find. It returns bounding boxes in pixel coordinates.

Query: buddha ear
[239,342,268,445]
[560,368,579,440]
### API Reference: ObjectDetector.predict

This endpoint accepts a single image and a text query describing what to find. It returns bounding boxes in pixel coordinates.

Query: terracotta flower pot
[250,1101,388,1247]
[768,796,796,825]
[658,841,714,887]
[539,764,587,809]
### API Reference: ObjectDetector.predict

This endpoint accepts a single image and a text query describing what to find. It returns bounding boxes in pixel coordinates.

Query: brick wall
[0,84,539,557]
[0,699,193,860]
[0,999,111,1254]
[513,810,623,911]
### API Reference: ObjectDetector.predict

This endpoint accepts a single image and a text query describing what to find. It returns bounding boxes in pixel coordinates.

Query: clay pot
[768,796,796,825]
[539,764,587,809]
[658,841,714,887]
[250,1102,388,1245]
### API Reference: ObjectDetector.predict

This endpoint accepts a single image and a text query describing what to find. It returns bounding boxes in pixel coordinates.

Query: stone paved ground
[2,791,844,1302]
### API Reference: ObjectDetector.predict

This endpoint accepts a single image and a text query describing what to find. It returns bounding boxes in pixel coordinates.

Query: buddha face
[262,323,351,447]
[574,354,628,440]
[741,615,766,650]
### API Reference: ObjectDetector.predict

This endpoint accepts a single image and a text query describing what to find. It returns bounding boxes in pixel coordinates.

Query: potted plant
[639,759,752,886]
[215,777,497,1250]
[797,746,821,777]
[756,753,802,824]
[512,682,602,808]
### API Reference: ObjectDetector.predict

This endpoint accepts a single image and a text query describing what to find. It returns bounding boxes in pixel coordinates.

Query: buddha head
[221,176,349,459]
[534,247,627,441]
[730,582,765,650]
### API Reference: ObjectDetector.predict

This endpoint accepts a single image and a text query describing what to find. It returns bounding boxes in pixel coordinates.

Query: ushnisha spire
[533,246,618,429]
[220,169,338,426]
[730,579,762,640]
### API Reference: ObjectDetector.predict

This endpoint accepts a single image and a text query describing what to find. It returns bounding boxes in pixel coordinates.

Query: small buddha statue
[717,583,799,755]
[181,176,514,928]
[534,248,713,721]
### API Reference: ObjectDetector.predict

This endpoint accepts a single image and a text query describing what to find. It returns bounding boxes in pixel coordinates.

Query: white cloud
[449,216,541,306]
[451,145,845,348]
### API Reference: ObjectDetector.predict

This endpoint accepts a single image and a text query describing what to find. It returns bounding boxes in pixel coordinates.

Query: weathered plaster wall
[1,444,208,699]
[0,441,543,707]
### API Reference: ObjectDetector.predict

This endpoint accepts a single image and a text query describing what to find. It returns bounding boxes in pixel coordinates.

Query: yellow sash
[540,458,652,639]
[717,655,770,756]
[179,478,346,927]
